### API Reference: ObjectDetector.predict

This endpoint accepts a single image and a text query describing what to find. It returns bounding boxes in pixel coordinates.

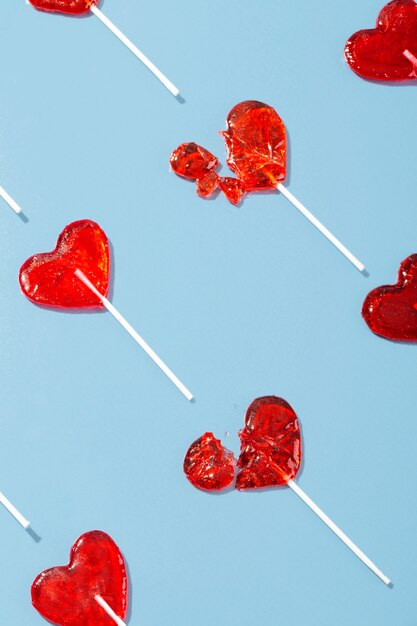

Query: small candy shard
[236,396,302,490]
[362,254,417,340]
[19,219,110,308]
[221,101,287,192]
[28,0,97,14]
[218,177,245,206]
[345,0,417,81]
[184,432,235,491]
[31,531,128,626]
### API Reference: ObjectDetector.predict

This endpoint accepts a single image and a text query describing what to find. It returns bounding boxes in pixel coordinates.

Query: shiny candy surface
[19,220,110,308]
[345,0,417,81]
[236,396,302,490]
[183,432,235,491]
[170,101,287,205]
[362,255,417,340]
[31,531,128,626]
[28,0,97,15]
[221,101,287,191]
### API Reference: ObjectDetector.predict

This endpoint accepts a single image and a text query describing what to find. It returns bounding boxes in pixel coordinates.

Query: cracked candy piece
[236,396,302,490]
[220,101,287,192]
[19,219,110,308]
[345,0,417,81]
[170,142,220,198]
[218,177,245,205]
[184,432,235,491]
[28,0,97,14]
[31,530,128,626]
[362,254,417,340]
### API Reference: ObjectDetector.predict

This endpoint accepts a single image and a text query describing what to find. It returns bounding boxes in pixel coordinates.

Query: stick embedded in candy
[170,101,365,272]
[0,185,24,216]
[32,530,128,626]
[184,396,391,585]
[345,0,417,81]
[28,0,180,96]
[19,219,193,400]
[95,595,127,626]
[0,491,30,529]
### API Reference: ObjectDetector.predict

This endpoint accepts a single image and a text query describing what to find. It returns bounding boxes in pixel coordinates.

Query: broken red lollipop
[183,396,390,584]
[19,220,192,399]
[184,432,235,490]
[236,396,301,490]
[345,0,417,81]
[362,254,417,340]
[28,0,179,95]
[32,530,128,626]
[170,101,365,272]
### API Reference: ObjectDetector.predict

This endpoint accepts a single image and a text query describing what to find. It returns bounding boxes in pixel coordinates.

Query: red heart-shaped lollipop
[362,254,417,340]
[183,432,235,490]
[345,0,417,81]
[236,396,302,490]
[19,219,110,309]
[28,0,97,15]
[31,531,128,626]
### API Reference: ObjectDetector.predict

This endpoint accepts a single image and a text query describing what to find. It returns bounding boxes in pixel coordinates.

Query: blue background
[1,0,416,624]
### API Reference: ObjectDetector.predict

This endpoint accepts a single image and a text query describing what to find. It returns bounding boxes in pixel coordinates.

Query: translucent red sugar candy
[221,101,287,192]
[170,141,244,205]
[236,396,302,490]
[183,397,301,491]
[31,531,128,626]
[345,0,417,81]
[19,219,110,308]
[362,254,417,340]
[170,100,286,205]
[28,0,97,14]
[184,432,235,491]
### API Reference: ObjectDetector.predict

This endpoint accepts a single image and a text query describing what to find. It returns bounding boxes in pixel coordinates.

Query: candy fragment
[236,396,302,490]
[183,432,235,491]
[345,0,417,81]
[31,531,128,626]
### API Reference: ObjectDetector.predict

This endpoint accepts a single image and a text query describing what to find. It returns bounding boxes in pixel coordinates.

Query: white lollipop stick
[0,186,24,215]
[287,479,390,585]
[95,595,127,626]
[90,5,180,97]
[0,491,30,529]
[277,183,365,272]
[403,49,417,71]
[75,270,193,401]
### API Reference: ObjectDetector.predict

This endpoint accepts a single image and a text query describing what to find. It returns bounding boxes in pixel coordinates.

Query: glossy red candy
[221,101,287,192]
[19,219,110,309]
[31,531,128,626]
[170,101,286,205]
[236,396,302,490]
[183,432,235,491]
[170,142,220,196]
[362,255,417,340]
[28,0,97,15]
[345,0,417,81]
